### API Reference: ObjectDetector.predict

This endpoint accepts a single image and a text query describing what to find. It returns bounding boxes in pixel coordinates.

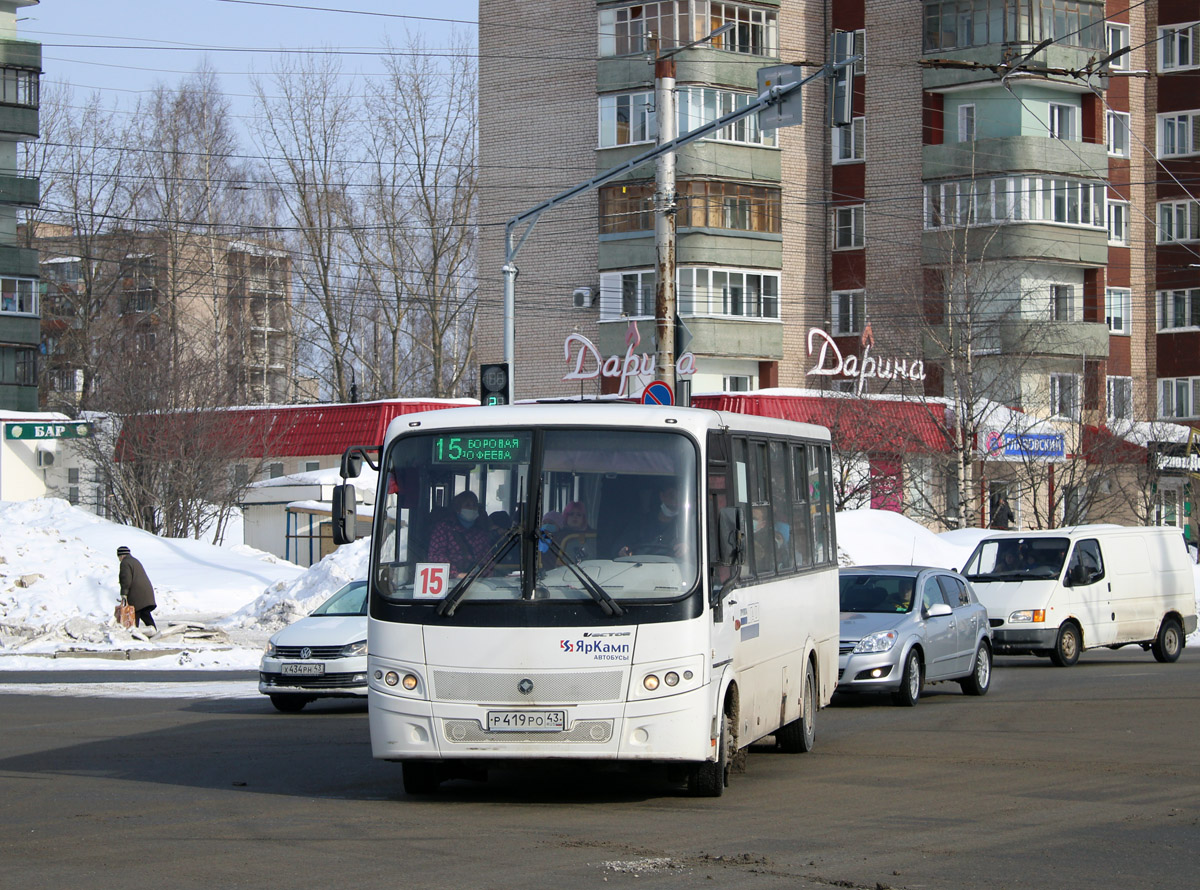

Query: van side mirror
[332,484,357,545]
[716,506,746,566]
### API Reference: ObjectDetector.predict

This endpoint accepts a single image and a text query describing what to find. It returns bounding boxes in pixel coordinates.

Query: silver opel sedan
[838,566,993,706]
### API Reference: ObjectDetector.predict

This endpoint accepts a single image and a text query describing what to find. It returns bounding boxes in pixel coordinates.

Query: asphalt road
[2,649,1198,890]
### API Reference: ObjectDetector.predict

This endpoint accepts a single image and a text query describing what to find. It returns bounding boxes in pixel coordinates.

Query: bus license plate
[281,663,325,676]
[487,710,565,732]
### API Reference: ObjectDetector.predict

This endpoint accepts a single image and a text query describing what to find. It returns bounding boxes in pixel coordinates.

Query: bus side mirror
[340,449,364,479]
[332,484,357,545]
[717,506,746,567]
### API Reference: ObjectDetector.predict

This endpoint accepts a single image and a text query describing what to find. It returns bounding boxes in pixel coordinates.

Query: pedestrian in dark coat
[118,546,158,634]
[990,494,1014,530]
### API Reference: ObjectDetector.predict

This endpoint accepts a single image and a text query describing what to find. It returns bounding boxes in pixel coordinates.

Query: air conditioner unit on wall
[572,287,595,309]
[36,448,55,468]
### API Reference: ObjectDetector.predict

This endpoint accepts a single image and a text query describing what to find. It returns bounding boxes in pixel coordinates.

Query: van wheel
[959,642,992,696]
[269,694,308,713]
[1151,617,1184,663]
[688,710,732,797]
[893,650,922,707]
[777,660,817,753]
[1050,623,1080,667]
[402,762,443,795]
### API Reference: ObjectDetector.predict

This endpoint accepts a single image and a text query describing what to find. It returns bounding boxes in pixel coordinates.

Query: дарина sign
[807,328,925,384]
[562,330,695,399]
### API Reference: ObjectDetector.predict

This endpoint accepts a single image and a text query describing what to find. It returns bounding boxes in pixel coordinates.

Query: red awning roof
[117,399,471,461]
[691,393,950,454]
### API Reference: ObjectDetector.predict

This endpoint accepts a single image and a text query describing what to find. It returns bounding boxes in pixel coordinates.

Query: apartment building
[0,1,39,412]
[33,226,298,410]
[477,1,1199,531]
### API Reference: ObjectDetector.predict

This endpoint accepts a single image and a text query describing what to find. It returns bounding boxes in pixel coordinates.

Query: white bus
[332,403,839,796]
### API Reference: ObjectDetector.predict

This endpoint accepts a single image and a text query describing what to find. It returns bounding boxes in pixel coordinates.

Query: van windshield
[963,537,1070,581]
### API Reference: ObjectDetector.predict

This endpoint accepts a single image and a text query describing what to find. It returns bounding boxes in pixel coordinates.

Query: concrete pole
[503,229,517,402]
[653,55,677,389]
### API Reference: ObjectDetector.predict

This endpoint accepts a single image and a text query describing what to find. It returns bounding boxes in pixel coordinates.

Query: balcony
[0,173,37,207]
[922,223,1108,267]
[598,315,782,362]
[923,319,1109,362]
[924,136,1108,181]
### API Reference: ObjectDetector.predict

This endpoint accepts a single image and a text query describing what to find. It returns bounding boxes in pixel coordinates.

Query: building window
[1106,22,1130,69]
[7,347,37,386]
[305,461,320,472]
[234,464,249,486]
[1107,376,1132,420]
[923,0,1105,52]
[924,176,1106,229]
[832,117,865,163]
[1158,200,1200,243]
[269,462,284,479]
[678,267,779,319]
[833,28,865,74]
[599,181,781,234]
[1050,374,1080,420]
[0,67,38,107]
[831,379,857,394]
[1158,112,1198,157]
[0,277,38,315]
[724,375,752,392]
[119,258,157,314]
[832,290,865,336]
[602,267,780,320]
[1107,110,1130,157]
[1048,102,1076,140]
[1050,284,1075,322]
[1107,200,1130,244]
[1159,377,1200,419]
[957,104,976,143]
[677,86,777,147]
[1159,22,1199,71]
[598,92,655,147]
[679,180,781,233]
[1157,289,1200,331]
[598,1,778,58]
[1105,287,1131,334]
[833,205,864,249]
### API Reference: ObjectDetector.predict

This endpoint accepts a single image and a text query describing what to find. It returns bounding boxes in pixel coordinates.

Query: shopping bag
[115,603,136,628]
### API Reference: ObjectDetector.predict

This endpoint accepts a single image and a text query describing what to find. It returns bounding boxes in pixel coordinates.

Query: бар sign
[4,421,92,440]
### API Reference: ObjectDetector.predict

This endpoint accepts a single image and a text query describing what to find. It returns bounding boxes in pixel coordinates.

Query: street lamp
[651,22,735,398]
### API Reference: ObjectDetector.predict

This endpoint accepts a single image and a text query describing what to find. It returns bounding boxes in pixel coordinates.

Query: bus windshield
[373,427,699,606]
[963,537,1071,581]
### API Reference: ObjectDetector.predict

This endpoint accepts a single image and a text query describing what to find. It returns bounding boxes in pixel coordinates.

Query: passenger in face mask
[618,484,686,558]
[428,490,494,577]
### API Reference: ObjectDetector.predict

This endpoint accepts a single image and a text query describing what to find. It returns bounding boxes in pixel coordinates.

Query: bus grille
[431,669,625,704]
[442,719,613,744]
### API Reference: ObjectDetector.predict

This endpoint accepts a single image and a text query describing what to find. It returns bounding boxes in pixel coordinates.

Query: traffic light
[480,362,510,406]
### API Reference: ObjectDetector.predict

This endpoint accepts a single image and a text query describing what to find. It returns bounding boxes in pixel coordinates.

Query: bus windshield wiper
[537,528,623,617]
[436,526,522,617]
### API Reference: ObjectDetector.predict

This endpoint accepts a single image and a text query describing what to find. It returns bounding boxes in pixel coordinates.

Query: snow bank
[837,508,965,569]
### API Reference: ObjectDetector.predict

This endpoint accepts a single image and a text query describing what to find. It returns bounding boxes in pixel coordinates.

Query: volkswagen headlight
[340,639,368,657]
[264,640,278,657]
[852,630,898,654]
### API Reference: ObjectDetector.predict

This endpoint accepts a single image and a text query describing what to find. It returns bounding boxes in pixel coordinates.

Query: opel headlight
[1008,610,1046,624]
[852,630,898,654]
[340,639,368,657]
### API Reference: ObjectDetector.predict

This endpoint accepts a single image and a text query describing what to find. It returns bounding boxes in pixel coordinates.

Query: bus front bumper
[368,684,714,763]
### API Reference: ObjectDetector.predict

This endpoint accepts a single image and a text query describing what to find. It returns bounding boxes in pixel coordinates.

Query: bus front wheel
[688,711,732,797]
[776,660,816,753]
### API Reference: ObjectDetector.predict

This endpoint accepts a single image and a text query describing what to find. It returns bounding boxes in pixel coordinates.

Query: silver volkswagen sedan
[838,566,993,706]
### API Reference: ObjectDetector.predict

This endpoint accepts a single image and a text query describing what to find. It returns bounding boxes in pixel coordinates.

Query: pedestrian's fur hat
[117,546,131,557]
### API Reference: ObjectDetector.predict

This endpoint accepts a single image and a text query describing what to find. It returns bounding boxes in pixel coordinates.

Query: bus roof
[382,402,831,446]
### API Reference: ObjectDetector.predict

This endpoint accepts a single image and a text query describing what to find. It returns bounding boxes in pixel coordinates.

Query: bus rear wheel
[776,661,816,753]
[688,711,732,797]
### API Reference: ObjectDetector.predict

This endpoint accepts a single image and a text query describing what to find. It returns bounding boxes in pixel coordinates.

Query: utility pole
[653,45,677,390]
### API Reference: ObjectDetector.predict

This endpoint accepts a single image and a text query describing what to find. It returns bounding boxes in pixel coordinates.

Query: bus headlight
[1009,610,1045,623]
[633,656,704,701]
[643,674,660,691]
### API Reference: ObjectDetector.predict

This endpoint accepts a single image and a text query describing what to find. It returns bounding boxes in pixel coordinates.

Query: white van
[961,526,1197,666]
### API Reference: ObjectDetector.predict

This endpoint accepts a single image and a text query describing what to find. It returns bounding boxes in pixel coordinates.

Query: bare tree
[251,54,362,401]
[356,32,478,398]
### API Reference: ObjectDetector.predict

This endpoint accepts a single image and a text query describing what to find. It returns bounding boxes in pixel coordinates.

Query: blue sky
[24,0,478,109]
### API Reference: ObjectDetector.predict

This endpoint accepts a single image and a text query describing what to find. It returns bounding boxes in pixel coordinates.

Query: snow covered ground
[0,499,1195,692]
